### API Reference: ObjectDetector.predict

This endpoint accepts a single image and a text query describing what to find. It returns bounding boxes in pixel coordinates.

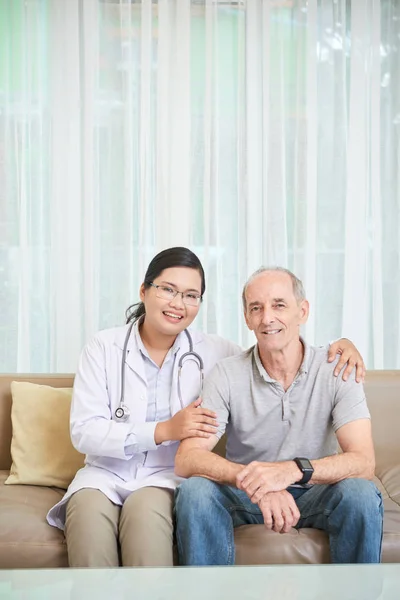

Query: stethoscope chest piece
[115,404,130,422]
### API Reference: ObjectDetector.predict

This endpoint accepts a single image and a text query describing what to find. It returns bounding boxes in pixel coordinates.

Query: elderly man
[174,267,383,565]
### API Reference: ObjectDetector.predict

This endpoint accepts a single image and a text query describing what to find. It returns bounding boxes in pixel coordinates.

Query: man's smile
[262,329,283,335]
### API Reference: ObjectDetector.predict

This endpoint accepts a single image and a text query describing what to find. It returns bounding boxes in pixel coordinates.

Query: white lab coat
[47,322,242,529]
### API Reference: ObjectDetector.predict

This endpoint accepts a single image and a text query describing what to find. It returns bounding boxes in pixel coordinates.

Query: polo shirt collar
[254,337,311,382]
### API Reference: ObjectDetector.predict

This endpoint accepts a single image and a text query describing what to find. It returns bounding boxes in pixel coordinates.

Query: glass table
[0,564,399,600]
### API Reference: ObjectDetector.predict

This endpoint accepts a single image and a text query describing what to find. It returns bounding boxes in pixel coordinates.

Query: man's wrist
[291,458,314,485]
[232,463,246,487]
[287,460,303,484]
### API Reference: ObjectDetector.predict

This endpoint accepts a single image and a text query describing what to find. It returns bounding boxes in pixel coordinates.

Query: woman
[47,247,364,567]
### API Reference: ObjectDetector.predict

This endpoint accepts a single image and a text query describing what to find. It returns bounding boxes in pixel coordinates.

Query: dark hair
[125,247,206,324]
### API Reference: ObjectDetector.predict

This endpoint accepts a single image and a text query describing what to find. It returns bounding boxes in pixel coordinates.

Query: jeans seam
[226,538,233,565]
[299,508,332,521]
[227,504,262,516]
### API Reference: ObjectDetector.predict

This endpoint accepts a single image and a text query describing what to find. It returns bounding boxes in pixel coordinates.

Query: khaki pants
[65,487,174,567]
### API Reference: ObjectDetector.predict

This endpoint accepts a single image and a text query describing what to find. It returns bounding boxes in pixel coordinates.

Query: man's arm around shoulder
[175,435,244,487]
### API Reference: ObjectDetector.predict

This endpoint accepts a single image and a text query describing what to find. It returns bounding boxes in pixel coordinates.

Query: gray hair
[242,266,306,310]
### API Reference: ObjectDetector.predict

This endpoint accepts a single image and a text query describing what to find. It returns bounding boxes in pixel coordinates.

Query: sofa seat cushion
[235,525,330,565]
[0,471,68,568]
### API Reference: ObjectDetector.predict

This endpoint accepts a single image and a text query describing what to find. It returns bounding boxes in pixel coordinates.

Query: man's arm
[175,436,244,486]
[175,436,302,535]
[236,418,375,504]
[309,418,375,484]
[175,359,243,484]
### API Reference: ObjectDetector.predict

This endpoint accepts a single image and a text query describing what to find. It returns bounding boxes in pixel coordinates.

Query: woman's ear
[139,283,146,302]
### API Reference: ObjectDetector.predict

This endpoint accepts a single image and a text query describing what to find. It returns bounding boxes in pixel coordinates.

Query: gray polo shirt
[202,340,370,464]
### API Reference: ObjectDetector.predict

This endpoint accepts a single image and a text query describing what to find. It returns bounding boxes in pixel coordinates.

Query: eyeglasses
[149,283,202,307]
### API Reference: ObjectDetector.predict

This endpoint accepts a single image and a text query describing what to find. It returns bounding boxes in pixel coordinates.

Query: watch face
[298,458,312,470]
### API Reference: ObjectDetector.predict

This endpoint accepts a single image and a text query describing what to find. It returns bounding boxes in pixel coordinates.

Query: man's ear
[299,299,310,324]
[139,283,146,302]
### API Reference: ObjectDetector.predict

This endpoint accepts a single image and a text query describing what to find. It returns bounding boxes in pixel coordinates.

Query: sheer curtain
[0,0,399,372]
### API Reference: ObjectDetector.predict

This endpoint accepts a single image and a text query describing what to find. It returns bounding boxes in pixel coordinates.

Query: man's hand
[155,398,218,444]
[258,490,300,533]
[328,338,365,383]
[236,461,299,503]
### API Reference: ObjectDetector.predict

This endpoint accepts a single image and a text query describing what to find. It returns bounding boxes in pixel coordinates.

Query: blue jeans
[174,477,383,565]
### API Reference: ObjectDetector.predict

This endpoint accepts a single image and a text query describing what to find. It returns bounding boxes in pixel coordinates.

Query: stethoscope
[114,321,204,422]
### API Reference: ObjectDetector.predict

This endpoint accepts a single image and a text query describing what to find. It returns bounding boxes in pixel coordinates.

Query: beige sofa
[0,372,400,568]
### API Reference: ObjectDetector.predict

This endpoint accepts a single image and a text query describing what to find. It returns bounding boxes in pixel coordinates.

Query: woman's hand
[328,338,366,383]
[154,398,219,444]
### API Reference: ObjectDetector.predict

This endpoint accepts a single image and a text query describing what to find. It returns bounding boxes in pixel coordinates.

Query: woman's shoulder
[189,329,242,358]
[84,324,131,352]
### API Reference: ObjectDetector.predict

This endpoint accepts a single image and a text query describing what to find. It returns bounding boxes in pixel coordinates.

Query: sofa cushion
[0,471,68,568]
[235,526,330,564]
[5,381,84,489]
[0,375,75,472]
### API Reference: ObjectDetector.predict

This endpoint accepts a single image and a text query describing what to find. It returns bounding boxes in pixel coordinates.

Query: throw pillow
[5,381,85,489]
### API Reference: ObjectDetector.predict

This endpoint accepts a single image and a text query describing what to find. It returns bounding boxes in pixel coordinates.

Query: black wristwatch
[293,457,314,485]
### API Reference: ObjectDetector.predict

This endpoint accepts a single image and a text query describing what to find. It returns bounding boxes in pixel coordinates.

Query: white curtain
[0,0,399,372]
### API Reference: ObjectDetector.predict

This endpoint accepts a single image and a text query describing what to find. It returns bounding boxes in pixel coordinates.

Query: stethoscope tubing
[115,323,204,422]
